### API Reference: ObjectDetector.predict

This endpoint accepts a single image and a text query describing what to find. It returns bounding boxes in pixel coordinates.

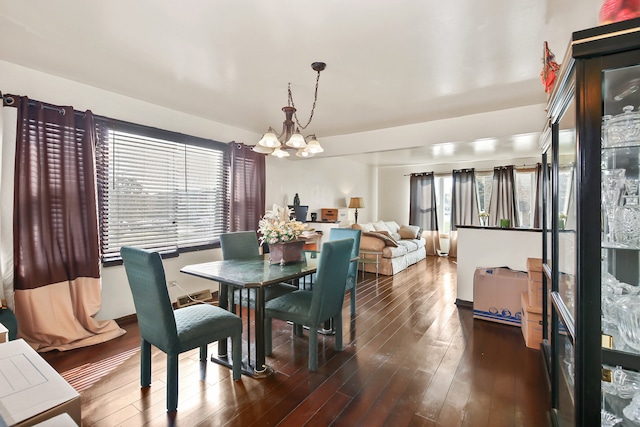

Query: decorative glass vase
[602,168,626,243]
[268,240,305,265]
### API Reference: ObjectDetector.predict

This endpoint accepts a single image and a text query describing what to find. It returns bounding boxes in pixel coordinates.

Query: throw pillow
[399,225,421,239]
[372,220,391,233]
[353,222,375,232]
[363,231,398,247]
[384,221,401,234]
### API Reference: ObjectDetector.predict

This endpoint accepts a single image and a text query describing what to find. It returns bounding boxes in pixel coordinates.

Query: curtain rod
[2,93,87,117]
[404,163,540,176]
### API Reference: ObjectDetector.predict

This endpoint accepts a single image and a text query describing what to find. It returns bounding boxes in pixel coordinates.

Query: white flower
[258,204,307,245]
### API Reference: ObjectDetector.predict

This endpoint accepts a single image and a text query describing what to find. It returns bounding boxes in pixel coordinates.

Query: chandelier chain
[287,69,322,130]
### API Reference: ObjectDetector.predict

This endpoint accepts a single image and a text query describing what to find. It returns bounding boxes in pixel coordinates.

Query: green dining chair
[120,246,242,412]
[264,238,353,371]
[329,228,362,316]
[220,231,298,308]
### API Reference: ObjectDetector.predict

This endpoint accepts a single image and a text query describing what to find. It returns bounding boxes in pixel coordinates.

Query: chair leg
[334,314,344,351]
[232,331,242,380]
[350,287,356,317]
[294,323,303,336]
[141,339,151,387]
[167,353,178,412]
[199,344,208,361]
[265,316,272,356]
[309,326,318,371]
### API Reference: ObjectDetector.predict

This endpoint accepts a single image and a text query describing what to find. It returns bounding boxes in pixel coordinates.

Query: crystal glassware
[616,295,640,351]
[614,199,640,248]
[601,409,623,427]
[624,392,640,424]
[602,169,626,243]
[602,105,640,147]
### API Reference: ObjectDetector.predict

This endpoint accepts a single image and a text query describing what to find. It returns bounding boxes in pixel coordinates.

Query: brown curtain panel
[12,96,123,351]
[228,142,266,232]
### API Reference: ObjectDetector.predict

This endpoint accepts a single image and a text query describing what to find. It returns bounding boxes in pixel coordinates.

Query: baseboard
[455,299,473,309]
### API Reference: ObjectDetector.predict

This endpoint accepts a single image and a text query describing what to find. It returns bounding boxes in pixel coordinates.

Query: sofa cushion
[382,245,407,258]
[399,225,421,239]
[397,239,418,252]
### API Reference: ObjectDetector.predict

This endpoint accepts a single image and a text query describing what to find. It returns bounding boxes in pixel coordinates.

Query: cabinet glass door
[551,92,578,424]
[601,62,640,424]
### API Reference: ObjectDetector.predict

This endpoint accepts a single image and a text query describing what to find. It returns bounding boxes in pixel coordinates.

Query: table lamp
[348,197,365,223]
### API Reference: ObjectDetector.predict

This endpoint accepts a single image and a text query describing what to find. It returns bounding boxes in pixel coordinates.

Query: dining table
[180,251,320,378]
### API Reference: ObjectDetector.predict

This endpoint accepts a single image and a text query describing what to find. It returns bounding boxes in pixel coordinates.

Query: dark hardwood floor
[42,256,549,426]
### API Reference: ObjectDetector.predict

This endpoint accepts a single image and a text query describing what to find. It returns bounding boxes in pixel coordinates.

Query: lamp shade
[348,197,365,209]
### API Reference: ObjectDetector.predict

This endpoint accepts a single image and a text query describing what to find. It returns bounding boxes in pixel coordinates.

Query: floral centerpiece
[258,204,308,264]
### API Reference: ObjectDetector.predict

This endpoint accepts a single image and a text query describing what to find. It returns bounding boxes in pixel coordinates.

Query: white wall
[265,156,375,224]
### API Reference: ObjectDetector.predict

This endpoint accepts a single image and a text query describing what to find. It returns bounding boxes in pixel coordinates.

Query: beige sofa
[352,220,427,276]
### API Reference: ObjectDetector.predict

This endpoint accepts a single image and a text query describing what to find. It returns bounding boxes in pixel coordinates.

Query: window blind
[95,121,228,262]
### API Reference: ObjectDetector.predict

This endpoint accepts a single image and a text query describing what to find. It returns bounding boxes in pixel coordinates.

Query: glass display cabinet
[544,18,640,426]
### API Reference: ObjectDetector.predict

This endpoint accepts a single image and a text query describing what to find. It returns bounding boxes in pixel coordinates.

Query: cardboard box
[473,267,529,326]
[321,208,338,222]
[0,339,81,427]
[526,257,543,282]
[521,292,543,349]
[527,276,543,309]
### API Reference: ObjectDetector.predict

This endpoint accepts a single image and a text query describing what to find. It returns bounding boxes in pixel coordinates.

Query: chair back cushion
[329,228,362,290]
[220,231,260,260]
[311,238,353,322]
[120,247,178,352]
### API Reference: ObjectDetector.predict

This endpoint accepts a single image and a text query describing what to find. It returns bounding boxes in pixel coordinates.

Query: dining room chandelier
[252,62,326,158]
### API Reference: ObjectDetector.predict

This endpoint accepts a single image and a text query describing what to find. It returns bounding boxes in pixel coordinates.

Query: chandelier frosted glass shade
[258,128,280,148]
[271,147,290,157]
[306,136,324,153]
[286,132,307,148]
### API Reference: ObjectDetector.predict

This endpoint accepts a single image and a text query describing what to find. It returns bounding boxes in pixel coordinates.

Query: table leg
[218,282,228,357]
[253,286,271,377]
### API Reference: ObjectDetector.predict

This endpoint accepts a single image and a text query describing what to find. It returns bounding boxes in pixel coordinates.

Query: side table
[359,250,382,280]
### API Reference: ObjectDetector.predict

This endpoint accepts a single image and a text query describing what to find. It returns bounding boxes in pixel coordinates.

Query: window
[558,165,575,217]
[96,121,228,262]
[434,174,452,234]
[515,168,536,227]
[475,171,493,214]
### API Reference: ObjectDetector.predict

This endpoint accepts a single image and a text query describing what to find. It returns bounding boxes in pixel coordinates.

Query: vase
[268,240,305,265]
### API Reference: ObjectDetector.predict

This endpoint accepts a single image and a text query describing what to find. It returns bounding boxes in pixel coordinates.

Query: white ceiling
[0,0,602,166]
